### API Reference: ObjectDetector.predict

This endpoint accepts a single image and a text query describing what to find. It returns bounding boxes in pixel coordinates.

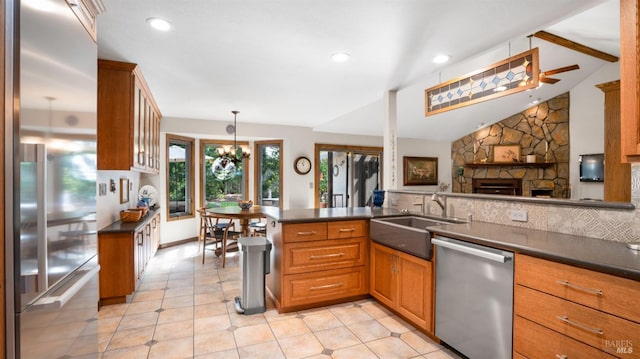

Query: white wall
[397,138,453,192]
[96,170,141,230]
[569,62,619,200]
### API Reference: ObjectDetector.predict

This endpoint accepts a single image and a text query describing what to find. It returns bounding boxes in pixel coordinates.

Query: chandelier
[212,110,250,180]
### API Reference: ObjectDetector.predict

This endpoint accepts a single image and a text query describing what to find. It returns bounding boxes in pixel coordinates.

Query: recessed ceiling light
[146,17,172,31]
[494,85,507,92]
[433,54,450,64]
[331,52,350,63]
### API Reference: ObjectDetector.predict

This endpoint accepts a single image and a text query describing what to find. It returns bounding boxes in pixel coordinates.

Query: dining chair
[249,218,267,237]
[199,208,241,267]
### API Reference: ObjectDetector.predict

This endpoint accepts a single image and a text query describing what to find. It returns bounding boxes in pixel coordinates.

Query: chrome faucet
[431,193,447,218]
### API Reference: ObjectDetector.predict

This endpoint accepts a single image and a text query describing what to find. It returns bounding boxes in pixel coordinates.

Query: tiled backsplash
[388,164,640,243]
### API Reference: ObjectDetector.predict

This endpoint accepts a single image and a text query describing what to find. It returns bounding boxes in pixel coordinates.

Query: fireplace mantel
[465,162,555,169]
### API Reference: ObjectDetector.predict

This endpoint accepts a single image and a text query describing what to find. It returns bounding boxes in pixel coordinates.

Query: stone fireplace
[472,178,522,196]
[451,92,570,198]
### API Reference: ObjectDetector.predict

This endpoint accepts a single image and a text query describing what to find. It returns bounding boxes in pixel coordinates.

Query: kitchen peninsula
[261,206,404,314]
[263,197,640,357]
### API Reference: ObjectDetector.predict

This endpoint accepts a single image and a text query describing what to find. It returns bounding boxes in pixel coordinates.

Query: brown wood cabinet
[597,80,631,202]
[620,0,640,162]
[98,212,160,305]
[67,0,105,42]
[370,242,433,332]
[514,254,640,358]
[267,220,369,312]
[97,59,162,173]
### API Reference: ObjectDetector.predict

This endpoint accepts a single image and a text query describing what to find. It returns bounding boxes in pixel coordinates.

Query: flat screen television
[579,153,604,182]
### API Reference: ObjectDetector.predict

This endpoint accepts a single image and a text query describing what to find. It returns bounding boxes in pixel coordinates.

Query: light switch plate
[98,183,107,196]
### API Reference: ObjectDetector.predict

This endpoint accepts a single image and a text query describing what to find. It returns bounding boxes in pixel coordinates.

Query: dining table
[207,206,266,237]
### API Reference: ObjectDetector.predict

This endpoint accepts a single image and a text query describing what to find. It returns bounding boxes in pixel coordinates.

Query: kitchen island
[262,206,406,313]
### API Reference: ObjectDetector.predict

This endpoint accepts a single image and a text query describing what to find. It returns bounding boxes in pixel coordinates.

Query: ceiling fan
[530,29,620,85]
[539,64,580,84]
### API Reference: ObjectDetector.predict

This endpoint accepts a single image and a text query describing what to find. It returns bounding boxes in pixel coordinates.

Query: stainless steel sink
[370,216,459,260]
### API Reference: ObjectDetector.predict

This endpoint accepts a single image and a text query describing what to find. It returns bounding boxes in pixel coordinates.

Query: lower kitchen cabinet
[98,212,160,305]
[514,254,640,358]
[370,242,433,332]
[267,219,369,312]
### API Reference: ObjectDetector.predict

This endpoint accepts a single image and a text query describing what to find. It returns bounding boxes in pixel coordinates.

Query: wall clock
[294,156,311,175]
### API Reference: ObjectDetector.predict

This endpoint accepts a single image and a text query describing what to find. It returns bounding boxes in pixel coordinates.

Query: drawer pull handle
[310,283,343,291]
[555,355,568,359]
[309,253,345,259]
[556,280,603,296]
[339,228,355,232]
[556,316,604,335]
[297,231,317,236]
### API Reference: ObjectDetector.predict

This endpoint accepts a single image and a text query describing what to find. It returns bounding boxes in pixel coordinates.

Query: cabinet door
[133,84,142,169]
[621,0,640,161]
[370,242,396,309]
[396,251,432,331]
[135,230,145,281]
[155,115,161,171]
[152,214,160,254]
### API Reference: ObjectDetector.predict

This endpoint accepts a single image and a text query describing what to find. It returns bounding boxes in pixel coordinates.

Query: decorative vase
[372,190,385,208]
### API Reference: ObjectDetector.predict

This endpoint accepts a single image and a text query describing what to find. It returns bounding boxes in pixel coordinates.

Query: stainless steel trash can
[234,237,272,315]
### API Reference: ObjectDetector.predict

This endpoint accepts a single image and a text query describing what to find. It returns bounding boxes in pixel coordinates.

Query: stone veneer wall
[451,93,570,198]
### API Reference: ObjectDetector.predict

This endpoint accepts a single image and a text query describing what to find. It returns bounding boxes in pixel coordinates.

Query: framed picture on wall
[120,177,129,204]
[493,145,521,163]
[403,156,438,186]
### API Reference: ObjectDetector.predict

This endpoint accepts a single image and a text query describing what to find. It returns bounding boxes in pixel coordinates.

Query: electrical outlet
[510,209,528,222]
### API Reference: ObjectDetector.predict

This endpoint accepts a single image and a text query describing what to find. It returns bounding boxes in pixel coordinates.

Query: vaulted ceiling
[97,0,619,141]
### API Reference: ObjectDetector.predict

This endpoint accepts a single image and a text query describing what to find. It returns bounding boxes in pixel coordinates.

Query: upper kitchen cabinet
[620,0,640,162]
[98,59,162,173]
[67,0,106,42]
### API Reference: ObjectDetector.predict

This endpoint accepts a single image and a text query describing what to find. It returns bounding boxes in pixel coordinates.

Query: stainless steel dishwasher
[432,236,514,359]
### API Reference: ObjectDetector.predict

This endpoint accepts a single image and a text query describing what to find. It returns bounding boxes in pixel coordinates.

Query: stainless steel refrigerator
[7,0,100,357]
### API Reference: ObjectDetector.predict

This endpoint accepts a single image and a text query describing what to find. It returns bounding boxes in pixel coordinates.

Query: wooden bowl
[120,210,142,222]
[132,207,149,217]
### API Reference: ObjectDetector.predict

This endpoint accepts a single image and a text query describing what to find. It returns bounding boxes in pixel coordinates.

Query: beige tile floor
[97,242,463,359]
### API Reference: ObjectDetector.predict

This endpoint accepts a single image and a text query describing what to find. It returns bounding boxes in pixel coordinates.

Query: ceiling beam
[533,30,619,63]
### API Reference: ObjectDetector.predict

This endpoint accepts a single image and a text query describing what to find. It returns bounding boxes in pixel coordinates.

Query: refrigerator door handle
[432,237,511,263]
[22,143,49,292]
[33,265,100,309]
[36,144,48,292]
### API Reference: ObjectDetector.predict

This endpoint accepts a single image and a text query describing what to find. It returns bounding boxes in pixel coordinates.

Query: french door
[315,144,382,208]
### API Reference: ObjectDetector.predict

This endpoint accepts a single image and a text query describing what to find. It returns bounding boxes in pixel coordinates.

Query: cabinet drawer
[327,220,367,239]
[514,315,616,359]
[283,237,366,275]
[282,266,368,307]
[515,285,640,357]
[283,222,327,242]
[515,254,640,323]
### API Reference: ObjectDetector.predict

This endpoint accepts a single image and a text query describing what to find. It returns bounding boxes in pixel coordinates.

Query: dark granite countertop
[429,221,640,281]
[261,206,407,223]
[98,208,160,234]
